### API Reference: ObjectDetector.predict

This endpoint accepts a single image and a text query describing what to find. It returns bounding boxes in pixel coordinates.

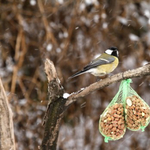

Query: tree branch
[66,64,150,106]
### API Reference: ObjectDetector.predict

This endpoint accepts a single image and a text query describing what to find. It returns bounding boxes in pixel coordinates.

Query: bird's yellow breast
[91,57,119,76]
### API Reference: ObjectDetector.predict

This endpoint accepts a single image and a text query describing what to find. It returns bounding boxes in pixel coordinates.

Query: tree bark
[0,78,16,150]
[41,59,150,150]
[41,59,66,150]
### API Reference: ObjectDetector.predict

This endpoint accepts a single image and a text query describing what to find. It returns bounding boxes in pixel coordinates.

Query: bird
[69,47,119,79]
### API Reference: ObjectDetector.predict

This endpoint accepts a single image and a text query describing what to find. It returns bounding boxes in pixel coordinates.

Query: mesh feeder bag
[123,79,150,131]
[99,81,126,143]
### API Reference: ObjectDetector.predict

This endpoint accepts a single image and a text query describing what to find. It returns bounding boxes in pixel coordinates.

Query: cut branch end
[44,59,58,82]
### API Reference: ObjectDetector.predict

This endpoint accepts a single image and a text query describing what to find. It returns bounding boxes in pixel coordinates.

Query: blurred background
[0,0,150,150]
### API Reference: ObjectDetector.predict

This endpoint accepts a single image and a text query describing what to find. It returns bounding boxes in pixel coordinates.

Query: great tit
[69,47,119,79]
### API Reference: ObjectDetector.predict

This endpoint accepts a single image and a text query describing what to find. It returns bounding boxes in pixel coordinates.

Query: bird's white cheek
[105,49,112,55]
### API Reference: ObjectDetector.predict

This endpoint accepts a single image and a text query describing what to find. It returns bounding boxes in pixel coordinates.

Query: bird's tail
[68,70,86,80]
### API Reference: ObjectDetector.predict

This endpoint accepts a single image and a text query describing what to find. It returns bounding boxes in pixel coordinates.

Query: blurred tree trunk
[0,78,16,150]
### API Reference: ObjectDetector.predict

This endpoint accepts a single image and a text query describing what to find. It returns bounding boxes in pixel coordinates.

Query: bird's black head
[105,47,119,57]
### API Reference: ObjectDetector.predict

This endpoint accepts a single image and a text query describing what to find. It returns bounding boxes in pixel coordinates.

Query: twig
[60,12,76,58]
[38,0,58,46]
[18,78,30,101]
[11,4,27,94]
[26,68,39,97]
[11,29,22,94]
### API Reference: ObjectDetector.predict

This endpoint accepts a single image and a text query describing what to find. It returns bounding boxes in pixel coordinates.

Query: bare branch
[38,0,58,45]
[11,4,27,94]
[66,64,150,106]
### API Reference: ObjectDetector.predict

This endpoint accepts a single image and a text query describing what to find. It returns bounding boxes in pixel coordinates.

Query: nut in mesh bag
[99,103,126,142]
[125,95,150,131]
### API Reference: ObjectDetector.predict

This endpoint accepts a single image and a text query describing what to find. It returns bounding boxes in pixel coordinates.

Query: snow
[19,99,27,105]
[80,3,86,11]
[57,0,63,4]
[46,44,53,52]
[129,34,139,41]
[117,17,128,25]
[143,8,150,25]
[85,0,93,5]
[58,32,64,39]
[6,57,14,72]
[101,13,106,19]
[81,16,91,26]
[64,32,68,38]
[30,0,36,6]
[63,93,70,99]
[26,130,33,138]
[56,48,61,53]
[85,0,99,6]
[102,22,108,29]
[93,14,99,23]
[60,43,65,48]
[144,10,150,18]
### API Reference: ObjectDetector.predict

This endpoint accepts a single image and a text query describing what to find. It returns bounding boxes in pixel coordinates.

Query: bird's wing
[68,54,115,79]
[83,54,115,71]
